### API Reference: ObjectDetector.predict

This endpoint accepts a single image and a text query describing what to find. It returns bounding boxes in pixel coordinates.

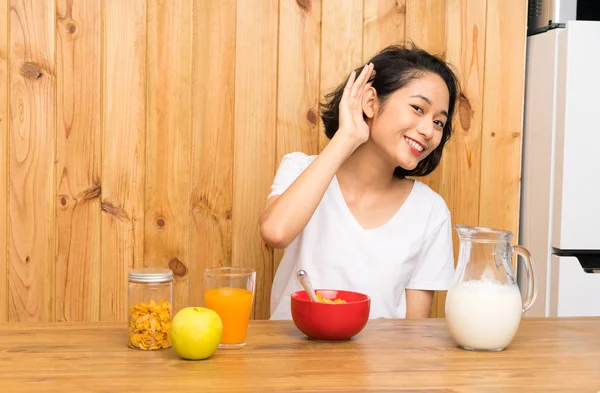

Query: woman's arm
[260,136,359,248]
[260,63,375,249]
[405,289,434,318]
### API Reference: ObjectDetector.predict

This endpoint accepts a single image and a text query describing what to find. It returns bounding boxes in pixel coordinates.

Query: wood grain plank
[145,0,193,315]
[479,0,527,235]
[363,0,406,62]
[55,0,101,322]
[274,0,321,271]
[319,0,363,152]
[8,0,56,321]
[101,0,147,322]
[405,0,446,54]
[405,0,446,192]
[430,0,487,318]
[233,0,279,320]
[0,0,8,322]
[277,0,321,161]
[189,0,236,308]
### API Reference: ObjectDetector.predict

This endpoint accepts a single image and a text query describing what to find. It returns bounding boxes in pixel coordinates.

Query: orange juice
[205,287,253,345]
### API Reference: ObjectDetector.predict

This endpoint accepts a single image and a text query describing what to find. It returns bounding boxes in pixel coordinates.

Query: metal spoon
[297,270,320,302]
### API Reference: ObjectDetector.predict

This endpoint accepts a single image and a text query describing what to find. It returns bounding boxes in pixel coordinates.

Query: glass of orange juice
[204,267,256,349]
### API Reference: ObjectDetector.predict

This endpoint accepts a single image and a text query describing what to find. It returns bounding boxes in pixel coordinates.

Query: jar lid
[128,268,173,283]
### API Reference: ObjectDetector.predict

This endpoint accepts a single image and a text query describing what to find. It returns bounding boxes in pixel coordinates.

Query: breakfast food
[128,299,172,350]
[317,292,346,304]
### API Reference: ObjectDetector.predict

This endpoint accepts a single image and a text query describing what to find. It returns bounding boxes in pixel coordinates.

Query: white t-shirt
[268,152,455,320]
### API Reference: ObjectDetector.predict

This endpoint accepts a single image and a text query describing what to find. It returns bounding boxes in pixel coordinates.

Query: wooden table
[1,318,599,392]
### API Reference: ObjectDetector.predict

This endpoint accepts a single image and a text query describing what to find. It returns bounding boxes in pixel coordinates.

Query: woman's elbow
[260,220,291,249]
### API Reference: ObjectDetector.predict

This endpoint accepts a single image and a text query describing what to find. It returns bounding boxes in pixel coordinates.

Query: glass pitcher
[445,225,537,351]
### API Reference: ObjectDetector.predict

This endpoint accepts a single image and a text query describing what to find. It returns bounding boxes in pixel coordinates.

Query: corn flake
[128,300,171,350]
[316,292,346,304]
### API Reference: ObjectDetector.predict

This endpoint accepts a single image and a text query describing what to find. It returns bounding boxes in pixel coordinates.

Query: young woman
[260,44,460,320]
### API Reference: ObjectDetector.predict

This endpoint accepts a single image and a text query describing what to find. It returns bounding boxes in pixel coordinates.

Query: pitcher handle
[513,245,538,313]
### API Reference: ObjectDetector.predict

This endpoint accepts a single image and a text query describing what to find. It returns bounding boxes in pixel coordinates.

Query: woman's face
[367,72,450,171]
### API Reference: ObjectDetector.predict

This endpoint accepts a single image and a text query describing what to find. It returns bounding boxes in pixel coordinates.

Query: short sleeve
[268,152,314,199]
[406,213,455,290]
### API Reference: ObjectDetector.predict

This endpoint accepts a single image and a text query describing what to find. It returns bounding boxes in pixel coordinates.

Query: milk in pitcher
[445,278,523,351]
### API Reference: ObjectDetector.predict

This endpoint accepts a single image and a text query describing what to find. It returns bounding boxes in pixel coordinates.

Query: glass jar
[127,268,173,350]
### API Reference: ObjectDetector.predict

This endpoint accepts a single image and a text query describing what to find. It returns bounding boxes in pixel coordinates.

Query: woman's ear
[362,86,377,119]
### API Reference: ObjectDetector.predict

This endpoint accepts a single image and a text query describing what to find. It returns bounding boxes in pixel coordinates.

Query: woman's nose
[417,123,435,140]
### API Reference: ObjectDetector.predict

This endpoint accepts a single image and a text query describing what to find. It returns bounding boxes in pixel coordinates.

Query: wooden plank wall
[0,0,8,322]
[9,0,56,322]
[0,0,528,321]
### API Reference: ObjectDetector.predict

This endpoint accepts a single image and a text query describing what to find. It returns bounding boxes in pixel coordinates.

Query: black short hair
[320,43,461,178]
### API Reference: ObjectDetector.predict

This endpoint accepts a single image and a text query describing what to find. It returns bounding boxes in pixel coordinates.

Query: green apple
[170,307,223,360]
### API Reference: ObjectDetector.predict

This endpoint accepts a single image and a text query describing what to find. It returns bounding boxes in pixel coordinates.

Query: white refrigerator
[520,15,600,317]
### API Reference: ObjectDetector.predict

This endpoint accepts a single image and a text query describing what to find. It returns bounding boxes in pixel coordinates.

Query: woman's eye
[434,120,445,129]
[411,105,423,114]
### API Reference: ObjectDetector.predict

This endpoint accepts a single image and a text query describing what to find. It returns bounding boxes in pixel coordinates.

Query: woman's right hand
[337,62,375,147]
